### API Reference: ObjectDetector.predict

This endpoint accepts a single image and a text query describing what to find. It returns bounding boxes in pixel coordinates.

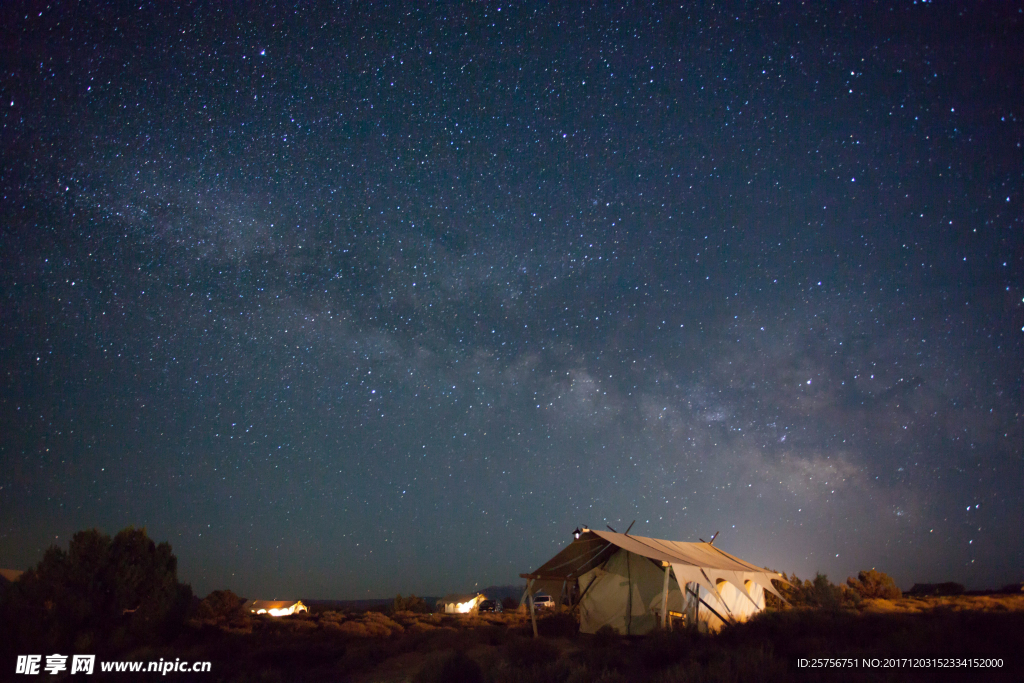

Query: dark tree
[393,593,431,613]
[0,527,192,653]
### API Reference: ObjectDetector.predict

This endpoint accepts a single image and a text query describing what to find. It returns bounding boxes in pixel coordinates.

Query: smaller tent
[437,593,487,614]
[521,529,786,635]
[245,599,308,616]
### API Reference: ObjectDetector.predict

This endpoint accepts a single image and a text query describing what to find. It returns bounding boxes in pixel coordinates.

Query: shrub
[505,635,560,668]
[808,573,847,609]
[319,610,346,622]
[197,589,247,626]
[365,611,404,632]
[592,624,620,648]
[591,670,628,683]
[638,629,706,667]
[847,569,902,600]
[335,621,375,638]
[501,596,520,611]
[477,624,508,646]
[328,611,405,638]
[394,593,431,613]
[537,610,578,637]
[768,572,858,609]
[414,651,483,683]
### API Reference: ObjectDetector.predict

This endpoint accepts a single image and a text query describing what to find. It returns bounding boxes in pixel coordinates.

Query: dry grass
[858,593,1024,614]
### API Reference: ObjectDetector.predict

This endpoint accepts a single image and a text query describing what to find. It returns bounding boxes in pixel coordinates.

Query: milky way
[1,3,1021,598]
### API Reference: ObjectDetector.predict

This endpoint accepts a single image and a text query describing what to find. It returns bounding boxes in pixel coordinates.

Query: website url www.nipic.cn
[16,655,211,675]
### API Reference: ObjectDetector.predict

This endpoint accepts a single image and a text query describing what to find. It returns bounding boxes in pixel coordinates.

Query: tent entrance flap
[577,548,680,635]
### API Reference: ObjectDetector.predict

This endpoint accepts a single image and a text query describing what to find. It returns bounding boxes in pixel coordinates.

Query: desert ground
[145,593,1024,682]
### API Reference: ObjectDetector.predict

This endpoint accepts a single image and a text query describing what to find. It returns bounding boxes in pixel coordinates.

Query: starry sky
[1,2,1021,600]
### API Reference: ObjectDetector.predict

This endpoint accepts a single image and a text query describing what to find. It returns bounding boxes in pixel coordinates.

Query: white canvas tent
[437,593,487,614]
[244,599,308,616]
[520,529,785,635]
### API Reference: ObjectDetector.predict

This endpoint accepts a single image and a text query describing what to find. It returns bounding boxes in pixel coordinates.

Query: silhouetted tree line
[0,527,192,654]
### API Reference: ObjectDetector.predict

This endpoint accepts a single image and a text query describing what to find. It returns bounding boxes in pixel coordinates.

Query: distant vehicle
[532,595,554,609]
[478,599,503,613]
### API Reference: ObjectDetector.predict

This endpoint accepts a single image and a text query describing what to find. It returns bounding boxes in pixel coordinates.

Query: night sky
[1,2,1021,601]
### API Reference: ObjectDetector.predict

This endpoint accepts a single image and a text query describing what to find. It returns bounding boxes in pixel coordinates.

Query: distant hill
[477,585,528,602]
[300,585,528,612]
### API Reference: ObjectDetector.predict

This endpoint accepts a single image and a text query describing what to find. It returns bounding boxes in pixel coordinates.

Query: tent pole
[661,564,671,629]
[572,573,599,609]
[688,583,697,624]
[686,586,732,627]
[527,578,538,638]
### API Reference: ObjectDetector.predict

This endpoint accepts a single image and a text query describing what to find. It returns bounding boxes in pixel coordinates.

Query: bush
[638,630,690,667]
[328,611,405,638]
[414,651,483,683]
[767,572,859,610]
[537,610,579,637]
[505,635,560,668]
[592,624,620,648]
[847,570,902,600]
[319,609,347,622]
[197,589,247,625]
[394,593,431,613]
[808,573,848,609]
[501,596,520,611]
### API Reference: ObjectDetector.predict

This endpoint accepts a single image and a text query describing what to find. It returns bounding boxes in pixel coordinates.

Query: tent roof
[522,530,782,581]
